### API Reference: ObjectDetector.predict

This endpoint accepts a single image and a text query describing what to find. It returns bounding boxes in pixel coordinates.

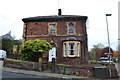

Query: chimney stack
[58,9,62,16]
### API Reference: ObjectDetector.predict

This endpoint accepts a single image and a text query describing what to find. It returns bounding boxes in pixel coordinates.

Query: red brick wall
[25,21,84,36]
[24,20,88,62]
[26,22,48,35]
[57,21,67,35]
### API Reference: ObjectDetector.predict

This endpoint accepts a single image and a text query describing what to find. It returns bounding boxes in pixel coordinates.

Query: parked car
[0,50,7,60]
[113,58,118,63]
[100,57,113,63]
[100,60,113,63]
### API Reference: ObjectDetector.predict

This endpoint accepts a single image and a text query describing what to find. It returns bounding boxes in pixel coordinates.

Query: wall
[25,21,84,36]
[7,54,21,60]
[55,63,118,79]
[3,59,118,79]
[4,59,52,71]
[55,64,93,77]
[23,20,88,63]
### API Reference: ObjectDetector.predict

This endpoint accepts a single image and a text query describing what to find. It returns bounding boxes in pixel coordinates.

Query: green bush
[1,38,13,53]
[1,38,22,54]
[90,60,97,64]
[20,39,52,62]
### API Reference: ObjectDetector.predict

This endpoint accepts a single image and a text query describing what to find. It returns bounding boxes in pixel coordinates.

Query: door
[49,47,56,62]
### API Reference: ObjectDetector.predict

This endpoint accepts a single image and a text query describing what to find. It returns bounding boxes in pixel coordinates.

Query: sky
[0,0,119,51]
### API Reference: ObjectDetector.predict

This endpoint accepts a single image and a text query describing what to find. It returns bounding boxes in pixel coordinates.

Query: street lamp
[106,14,112,63]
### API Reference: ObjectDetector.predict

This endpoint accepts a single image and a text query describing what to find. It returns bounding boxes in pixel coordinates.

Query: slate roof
[0,31,14,40]
[22,15,88,22]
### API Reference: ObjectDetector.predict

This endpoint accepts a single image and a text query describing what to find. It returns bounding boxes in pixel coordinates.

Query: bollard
[64,66,66,74]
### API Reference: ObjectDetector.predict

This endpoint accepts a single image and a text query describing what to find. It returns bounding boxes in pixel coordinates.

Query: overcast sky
[0,0,119,50]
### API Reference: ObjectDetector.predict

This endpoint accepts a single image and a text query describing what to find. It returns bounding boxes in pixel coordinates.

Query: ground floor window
[63,41,81,57]
[68,43,75,56]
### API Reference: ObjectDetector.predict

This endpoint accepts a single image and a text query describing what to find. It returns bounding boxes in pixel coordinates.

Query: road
[2,71,66,80]
[2,71,42,78]
[0,60,63,80]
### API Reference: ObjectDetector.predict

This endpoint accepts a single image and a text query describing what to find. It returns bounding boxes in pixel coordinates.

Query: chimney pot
[58,9,62,16]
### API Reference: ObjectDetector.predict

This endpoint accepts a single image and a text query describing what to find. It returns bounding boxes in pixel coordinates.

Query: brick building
[22,10,88,63]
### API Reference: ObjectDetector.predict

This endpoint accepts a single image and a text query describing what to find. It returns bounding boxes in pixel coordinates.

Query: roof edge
[22,15,88,22]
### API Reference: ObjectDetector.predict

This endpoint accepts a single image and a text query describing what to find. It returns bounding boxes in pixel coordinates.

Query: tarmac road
[2,71,42,78]
[2,71,66,80]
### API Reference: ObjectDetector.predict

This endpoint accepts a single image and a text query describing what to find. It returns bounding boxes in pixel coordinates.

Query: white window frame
[63,43,67,57]
[63,41,80,57]
[77,43,80,57]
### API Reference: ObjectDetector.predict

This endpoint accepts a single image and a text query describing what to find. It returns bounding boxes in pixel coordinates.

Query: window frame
[67,22,76,35]
[77,43,80,57]
[63,43,67,57]
[48,22,57,35]
[63,41,80,57]
[68,43,75,57]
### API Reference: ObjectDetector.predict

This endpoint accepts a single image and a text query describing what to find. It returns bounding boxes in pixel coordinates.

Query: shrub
[90,60,97,64]
[20,39,52,62]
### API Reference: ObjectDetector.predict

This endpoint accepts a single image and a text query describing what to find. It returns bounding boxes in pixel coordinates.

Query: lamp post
[106,14,112,63]
[118,39,120,63]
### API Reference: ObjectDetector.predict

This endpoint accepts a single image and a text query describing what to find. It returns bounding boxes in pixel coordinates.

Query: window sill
[49,34,57,36]
[67,34,75,36]
[63,55,80,57]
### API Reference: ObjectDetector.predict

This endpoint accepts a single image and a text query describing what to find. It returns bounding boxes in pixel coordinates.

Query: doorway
[49,47,56,62]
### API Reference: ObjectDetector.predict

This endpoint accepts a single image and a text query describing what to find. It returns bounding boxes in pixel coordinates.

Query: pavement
[2,62,120,80]
[2,67,90,80]
[3,67,120,80]
[114,63,120,77]
[0,61,3,80]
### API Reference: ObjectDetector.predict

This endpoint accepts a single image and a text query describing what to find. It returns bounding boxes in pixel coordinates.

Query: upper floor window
[49,23,56,35]
[67,22,75,35]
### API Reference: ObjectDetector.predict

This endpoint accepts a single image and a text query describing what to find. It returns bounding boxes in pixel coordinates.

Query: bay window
[63,41,81,57]
[63,43,67,57]
[68,43,75,57]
